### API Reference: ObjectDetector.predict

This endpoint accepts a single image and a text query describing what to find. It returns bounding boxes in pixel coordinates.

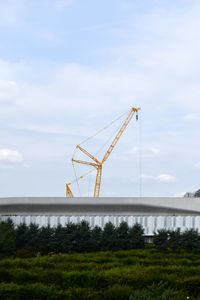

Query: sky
[0,0,200,197]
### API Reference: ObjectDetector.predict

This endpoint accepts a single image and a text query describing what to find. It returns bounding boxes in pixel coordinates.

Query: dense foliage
[1,219,200,257]
[1,220,200,298]
[154,228,200,251]
[0,220,145,256]
[0,249,199,299]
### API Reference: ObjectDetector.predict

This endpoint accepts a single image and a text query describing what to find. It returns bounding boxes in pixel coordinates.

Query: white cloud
[194,162,200,169]
[157,174,177,183]
[0,80,19,105]
[140,174,154,181]
[129,147,160,157]
[0,55,199,122]
[139,174,177,183]
[1,1,200,196]
[16,124,67,135]
[184,113,200,122]
[112,146,160,163]
[53,0,74,10]
[0,149,23,164]
[0,0,24,26]
[1,2,200,115]
[23,163,30,168]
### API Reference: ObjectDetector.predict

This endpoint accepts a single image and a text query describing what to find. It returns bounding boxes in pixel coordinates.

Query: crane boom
[93,107,140,197]
[94,165,102,197]
[76,145,100,164]
[101,107,140,164]
[72,158,98,168]
[66,106,140,198]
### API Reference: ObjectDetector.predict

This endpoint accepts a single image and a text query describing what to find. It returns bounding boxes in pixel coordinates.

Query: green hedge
[0,220,145,257]
[0,249,199,299]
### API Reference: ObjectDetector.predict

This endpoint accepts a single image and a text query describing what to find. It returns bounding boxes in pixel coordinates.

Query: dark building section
[195,189,200,198]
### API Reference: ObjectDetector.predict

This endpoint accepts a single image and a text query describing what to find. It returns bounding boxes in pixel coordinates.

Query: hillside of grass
[0,248,200,299]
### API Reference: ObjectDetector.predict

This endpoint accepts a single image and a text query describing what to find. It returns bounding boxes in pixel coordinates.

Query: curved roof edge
[0,197,200,215]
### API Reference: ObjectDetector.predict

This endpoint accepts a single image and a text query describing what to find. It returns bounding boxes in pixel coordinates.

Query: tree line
[153,228,200,251]
[0,219,145,257]
[0,219,200,257]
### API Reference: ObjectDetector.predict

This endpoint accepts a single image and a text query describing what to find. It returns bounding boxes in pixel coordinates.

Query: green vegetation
[0,249,200,299]
[0,220,145,256]
[154,228,200,252]
[1,220,200,299]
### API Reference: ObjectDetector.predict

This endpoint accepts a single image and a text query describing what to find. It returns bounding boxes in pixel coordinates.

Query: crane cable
[71,145,96,195]
[94,114,129,158]
[72,118,125,196]
[88,172,92,197]
[71,147,82,196]
[79,110,129,146]
[71,108,137,197]
[70,168,95,185]
[139,109,142,198]
[72,161,82,197]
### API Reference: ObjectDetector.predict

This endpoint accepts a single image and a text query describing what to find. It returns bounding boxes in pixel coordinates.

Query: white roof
[0,197,200,215]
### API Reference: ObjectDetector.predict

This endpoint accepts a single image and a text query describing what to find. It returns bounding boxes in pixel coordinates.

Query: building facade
[0,197,200,236]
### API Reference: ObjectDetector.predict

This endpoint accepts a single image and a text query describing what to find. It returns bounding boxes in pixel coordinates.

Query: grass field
[0,248,200,299]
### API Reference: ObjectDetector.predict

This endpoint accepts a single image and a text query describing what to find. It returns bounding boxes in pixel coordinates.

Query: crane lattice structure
[66,106,140,198]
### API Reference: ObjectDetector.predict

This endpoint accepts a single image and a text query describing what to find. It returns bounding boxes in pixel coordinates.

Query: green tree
[128,223,145,249]
[62,222,79,253]
[38,225,54,254]
[26,223,40,252]
[116,221,129,250]
[90,226,102,251]
[75,221,92,252]
[15,223,29,249]
[153,229,169,251]
[15,223,40,254]
[168,228,182,251]
[0,220,15,256]
[181,229,200,252]
[62,221,92,253]
[51,224,66,253]
[102,222,117,250]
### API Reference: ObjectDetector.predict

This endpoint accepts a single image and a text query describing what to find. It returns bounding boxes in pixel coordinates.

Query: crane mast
[66,106,140,198]
[66,184,73,197]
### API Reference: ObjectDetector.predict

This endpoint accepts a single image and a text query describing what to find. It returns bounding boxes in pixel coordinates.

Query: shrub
[153,229,169,251]
[37,225,54,254]
[177,275,200,297]
[15,248,35,258]
[65,287,100,300]
[129,281,189,300]
[90,226,102,251]
[128,223,145,249]
[116,222,130,250]
[11,269,38,284]
[168,228,182,251]
[181,229,200,252]
[102,222,118,250]
[0,282,64,300]
[15,223,40,252]
[0,269,12,282]
[103,284,132,300]
[0,220,15,256]
[0,283,20,300]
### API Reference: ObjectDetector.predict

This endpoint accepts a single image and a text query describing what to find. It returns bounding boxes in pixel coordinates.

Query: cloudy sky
[0,0,200,197]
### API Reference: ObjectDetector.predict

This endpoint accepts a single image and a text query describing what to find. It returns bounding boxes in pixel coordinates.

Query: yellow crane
[66,106,140,198]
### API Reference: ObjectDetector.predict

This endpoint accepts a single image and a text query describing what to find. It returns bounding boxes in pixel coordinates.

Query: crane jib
[66,106,141,198]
